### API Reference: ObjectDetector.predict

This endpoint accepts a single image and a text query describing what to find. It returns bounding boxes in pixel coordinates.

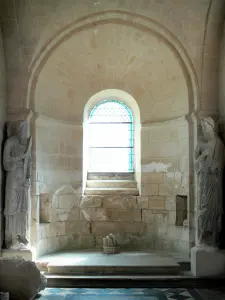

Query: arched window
[88,100,134,172]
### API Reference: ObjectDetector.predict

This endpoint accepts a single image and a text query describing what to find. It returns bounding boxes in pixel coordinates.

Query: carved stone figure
[195,117,225,246]
[3,120,32,250]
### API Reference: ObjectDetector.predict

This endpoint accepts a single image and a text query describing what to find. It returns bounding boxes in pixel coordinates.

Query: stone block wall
[35,116,190,257]
[141,118,189,253]
[35,117,82,194]
[37,191,189,257]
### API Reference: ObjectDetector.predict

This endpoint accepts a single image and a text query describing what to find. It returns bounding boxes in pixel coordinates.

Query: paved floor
[37,288,225,300]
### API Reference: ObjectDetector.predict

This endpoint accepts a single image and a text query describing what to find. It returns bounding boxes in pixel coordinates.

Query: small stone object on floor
[0,292,9,300]
[103,233,120,254]
[0,257,47,300]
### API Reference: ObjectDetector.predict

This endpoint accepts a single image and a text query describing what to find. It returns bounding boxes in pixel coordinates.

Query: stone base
[191,245,225,277]
[1,248,32,260]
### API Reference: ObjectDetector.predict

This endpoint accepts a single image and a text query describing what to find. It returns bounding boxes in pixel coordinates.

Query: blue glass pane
[88,100,134,172]
[89,148,134,172]
[90,100,133,123]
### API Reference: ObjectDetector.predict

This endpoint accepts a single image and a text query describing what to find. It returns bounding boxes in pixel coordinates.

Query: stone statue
[195,117,225,247]
[3,120,32,250]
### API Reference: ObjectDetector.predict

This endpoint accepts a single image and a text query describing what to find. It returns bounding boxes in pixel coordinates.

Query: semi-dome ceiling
[35,22,188,123]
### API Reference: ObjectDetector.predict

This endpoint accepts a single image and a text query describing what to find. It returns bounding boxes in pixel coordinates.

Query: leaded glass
[88,100,134,172]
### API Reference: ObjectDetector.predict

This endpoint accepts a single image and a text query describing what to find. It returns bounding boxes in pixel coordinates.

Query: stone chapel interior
[1,0,225,277]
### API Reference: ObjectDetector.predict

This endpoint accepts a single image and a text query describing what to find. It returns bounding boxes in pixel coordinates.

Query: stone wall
[36,117,190,257]
[37,192,189,257]
[1,1,224,257]
[0,26,6,249]
[0,0,224,113]
[35,117,82,193]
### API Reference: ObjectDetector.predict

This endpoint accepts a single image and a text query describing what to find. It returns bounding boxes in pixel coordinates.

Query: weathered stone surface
[141,184,158,196]
[79,234,95,248]
[142,172,164,183]
[0,258,47,300]
[80,196,103,208]
[106,209,142,222]
[137,196,148,209]
[80,208,108,221]
[66,221,91,235]
[102,196,137,209]
[92,222,122,235]
[142,210,154,223]
[58,194,76,209]
[158,184,174,196]
[165,196,176,210]
[149,196,165,210]
[67,208,80,221]
[40,223,51,238]
[121,222,146,234]
[50,222,66,236]
[168,211,176,225]
[40,193,51,223]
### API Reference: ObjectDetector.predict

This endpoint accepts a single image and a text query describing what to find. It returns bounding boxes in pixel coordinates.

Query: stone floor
[36,288,225,300]
[37,250,186,275]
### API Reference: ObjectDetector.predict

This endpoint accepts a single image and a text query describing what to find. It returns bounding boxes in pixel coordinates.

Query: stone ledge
[1,249,33,260]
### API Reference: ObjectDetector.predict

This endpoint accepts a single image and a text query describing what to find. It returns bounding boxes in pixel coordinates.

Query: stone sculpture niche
[3,120,32,250]
[195,117,225,247]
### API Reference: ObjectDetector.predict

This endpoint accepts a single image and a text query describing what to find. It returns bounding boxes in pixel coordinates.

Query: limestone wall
[0,26,6,248]
[36,117,190,257]
[35,117,82,193]
[1,0,224,256]
[0,0,224,113]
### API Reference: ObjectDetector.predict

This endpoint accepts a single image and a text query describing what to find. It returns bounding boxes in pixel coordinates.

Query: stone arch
[27,10,199,113]
[27,11,200,253]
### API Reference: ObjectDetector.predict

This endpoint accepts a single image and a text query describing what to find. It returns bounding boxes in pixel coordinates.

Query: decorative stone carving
[3,120,32,250]
[0,257,47,300]
[103,233,120,254]
[195,117,225,246]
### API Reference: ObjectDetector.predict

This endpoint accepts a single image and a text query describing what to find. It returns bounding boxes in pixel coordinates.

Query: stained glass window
[88,100,134,172]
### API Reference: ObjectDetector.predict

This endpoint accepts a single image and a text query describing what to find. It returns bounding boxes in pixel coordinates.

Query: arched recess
[26,11,200,254]
[83,89,141,192]
[27,11,199,112]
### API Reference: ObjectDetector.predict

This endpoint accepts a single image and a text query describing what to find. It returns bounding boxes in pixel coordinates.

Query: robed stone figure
[3,120,32,250]
[195,117,225,247]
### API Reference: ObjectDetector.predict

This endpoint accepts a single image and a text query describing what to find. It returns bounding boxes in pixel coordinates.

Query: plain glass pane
[89,147,133,172]
[89,123,133,147]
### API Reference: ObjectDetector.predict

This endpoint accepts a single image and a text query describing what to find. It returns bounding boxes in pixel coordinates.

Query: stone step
[36,259,190,273]
[87,172,134,181]
[84,187,139,195]
[45,274,225,288]
[86,180,137,188]
[41,251,180,276]
[47,261,180,276]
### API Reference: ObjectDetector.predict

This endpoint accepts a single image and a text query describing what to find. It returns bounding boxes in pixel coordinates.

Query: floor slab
[37,250,181,275]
